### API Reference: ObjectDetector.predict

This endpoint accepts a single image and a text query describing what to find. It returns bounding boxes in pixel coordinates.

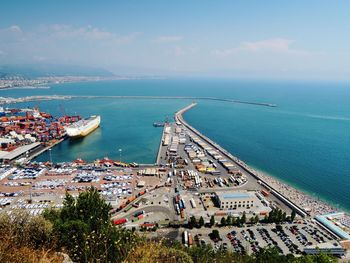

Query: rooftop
[217,192,252,200]
[315,214,350,241]
[0,142,41,160]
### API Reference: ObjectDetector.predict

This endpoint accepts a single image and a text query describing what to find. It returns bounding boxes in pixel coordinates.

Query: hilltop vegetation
[0,188,338,263]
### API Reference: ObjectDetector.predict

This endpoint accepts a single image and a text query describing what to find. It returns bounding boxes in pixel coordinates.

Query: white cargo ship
[65,115,101,138]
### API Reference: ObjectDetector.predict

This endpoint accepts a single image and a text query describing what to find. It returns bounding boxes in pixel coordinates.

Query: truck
[180,209,185,219]
[190,198,196,208]
[134,210,145,217]
[261,190,270,197]
[183,231,188,246]
[178,200,184,210]
[188,233,193,246]
[175,204,180,215]
[114,218,128,225]
[181,199,186,209]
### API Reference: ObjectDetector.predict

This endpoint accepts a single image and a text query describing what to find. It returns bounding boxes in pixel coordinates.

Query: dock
[156,125,166,165]
[26,138,66,162]
[175,103,308,217]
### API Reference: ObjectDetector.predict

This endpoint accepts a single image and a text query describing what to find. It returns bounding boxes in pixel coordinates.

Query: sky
[0,0,350,80]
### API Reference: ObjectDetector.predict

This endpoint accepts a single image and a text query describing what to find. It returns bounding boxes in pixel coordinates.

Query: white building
[215,191,255,210]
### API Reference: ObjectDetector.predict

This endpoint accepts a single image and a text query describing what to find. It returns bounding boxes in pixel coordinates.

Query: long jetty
[175,103,308,217]
[156,125,166,165]
[1,95,277,108]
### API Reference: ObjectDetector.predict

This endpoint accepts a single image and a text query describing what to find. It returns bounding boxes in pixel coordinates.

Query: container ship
[65,115,101,138]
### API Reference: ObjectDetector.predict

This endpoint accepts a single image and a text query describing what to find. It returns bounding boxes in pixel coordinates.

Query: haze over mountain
[1,1,350,80]
[0,64,114,79]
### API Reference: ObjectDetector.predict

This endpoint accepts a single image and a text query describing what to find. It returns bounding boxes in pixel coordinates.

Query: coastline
[248,166,339,216]
[178,103,346,218]
[0,86,51,91]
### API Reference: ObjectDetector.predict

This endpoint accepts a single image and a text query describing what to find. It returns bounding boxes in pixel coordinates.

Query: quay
[175,103,308,217]
[25,137,66,162]
[156,125,166,165]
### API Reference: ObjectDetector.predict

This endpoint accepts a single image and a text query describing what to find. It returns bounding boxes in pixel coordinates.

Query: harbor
[0,105,101,164]
[0,102,349,258]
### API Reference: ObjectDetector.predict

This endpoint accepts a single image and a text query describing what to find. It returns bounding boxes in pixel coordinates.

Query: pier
[155,125,166,165]
[175,103,308,217]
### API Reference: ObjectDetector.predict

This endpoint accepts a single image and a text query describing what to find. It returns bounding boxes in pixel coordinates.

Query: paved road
[123,205,175,221]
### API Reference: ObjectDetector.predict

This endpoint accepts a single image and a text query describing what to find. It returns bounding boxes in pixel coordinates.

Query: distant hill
[0,64,115,79]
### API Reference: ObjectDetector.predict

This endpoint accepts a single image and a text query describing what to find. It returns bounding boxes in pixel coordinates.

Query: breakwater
[175,103,308,217]
[1,95,277,108]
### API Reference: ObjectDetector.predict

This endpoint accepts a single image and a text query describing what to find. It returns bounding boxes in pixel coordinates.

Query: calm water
[1,78,350,211]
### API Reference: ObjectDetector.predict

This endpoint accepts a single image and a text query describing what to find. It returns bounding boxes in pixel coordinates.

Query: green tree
[232,216,237,226]
[220,217,226,226]
[44,187,141,263]
[198,216,205,228]
[255,247,285,263]
[189,216,197,229]
[254,215,260,224]
[210,229,220,241]
[282,212,287,222]
[291,210,296,222]
[226,215,232,226]
[210,215,215,227]
[264,214,268,223]
[277,209,283,223]
[240,211,246,225]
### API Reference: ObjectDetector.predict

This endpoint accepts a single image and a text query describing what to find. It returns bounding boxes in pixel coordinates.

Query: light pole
[49,148,52,164]
[118,148,122,163]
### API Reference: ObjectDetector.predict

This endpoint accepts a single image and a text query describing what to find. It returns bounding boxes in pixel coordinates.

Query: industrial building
[304,242,346,256]
[0,142,41,162]
[215,191,255,210]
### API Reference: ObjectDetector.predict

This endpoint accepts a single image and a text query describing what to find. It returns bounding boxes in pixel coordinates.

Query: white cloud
[213,38,310,57]
[47,24,141,44]
[0,50,5,55]
[9,25,22,33]
[153,35,183,43]
[33,55,47,61]
[241,38,293,52]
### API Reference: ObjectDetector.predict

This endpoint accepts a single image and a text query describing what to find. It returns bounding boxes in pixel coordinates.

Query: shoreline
[249,164,350,214]
[3,94,346,216]
[177,103,346,218]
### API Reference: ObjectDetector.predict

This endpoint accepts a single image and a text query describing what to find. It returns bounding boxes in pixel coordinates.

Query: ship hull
[65,116,101,138]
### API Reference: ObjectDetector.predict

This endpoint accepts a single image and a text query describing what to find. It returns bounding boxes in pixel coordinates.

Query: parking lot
[167,220,339,256]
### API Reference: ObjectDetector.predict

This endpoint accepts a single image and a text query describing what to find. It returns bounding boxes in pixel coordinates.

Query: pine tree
[221,217,226,226]
[210,215,215,227]
[240,211,246,225]
[291,210,296,222]
[198,216,205,228]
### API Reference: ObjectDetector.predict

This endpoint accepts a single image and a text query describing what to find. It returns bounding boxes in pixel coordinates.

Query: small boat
[153,122,165,127]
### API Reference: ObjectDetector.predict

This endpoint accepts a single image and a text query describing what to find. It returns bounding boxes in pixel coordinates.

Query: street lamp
[48,148,52,164]
[118,148,122,163]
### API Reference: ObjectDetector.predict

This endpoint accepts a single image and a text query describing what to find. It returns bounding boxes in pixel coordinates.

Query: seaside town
[0,102,349,260]
[0,75,131,90]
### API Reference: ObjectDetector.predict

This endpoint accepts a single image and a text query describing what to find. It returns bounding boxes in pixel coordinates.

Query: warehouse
[215,191,255,210]
[0,142,41,163]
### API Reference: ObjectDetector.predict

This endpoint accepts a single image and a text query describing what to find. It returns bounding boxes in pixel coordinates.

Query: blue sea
[1,78,350,211]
